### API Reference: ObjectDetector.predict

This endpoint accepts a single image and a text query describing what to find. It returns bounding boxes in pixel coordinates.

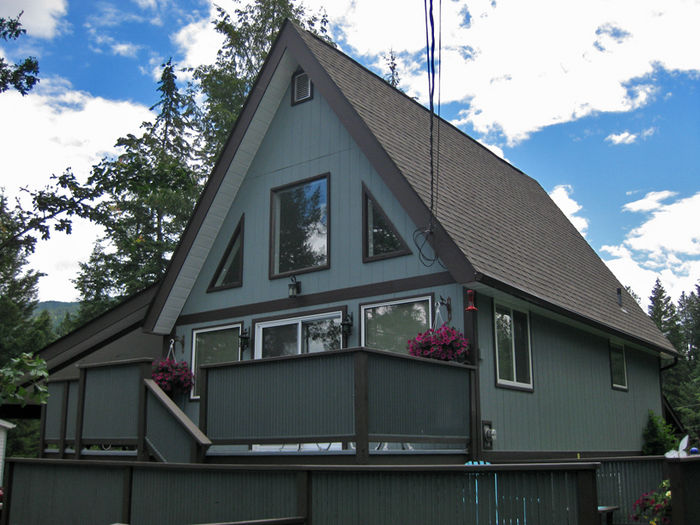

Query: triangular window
[209,215,244,291]
[363,185,411,262]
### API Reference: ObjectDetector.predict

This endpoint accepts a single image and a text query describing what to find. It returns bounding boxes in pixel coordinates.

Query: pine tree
[648,278,683,350]
[72,61,201,323]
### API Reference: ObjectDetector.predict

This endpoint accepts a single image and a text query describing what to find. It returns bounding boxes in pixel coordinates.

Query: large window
[209,215,244,291]
[254,311,342,359]
[270,174,329,277]
[361,296,431,354]
[191,324,241,398]
[610,343,628,390]
[494,304,532,389]
[362,185,410,262]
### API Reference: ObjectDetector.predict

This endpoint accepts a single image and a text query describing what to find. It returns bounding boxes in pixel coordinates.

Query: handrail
[144,379,211,447]
[193,518,306,525]
[201,346,477,371]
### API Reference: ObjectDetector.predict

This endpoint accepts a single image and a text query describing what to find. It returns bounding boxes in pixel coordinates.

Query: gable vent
[292,72,312,104]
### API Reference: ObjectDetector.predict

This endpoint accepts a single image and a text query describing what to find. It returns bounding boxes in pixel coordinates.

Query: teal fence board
[145,389,194,463]
[82,363,143,441]
[7,462,126,525]
[206,353,355,441]
[596,457,665,524]
[44,382,65,441]
[367,354,469,439]
[130,468,298,525]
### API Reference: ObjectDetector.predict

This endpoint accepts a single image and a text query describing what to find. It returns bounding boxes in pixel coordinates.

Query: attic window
[362,185,411,262]
[208,215,244,291]
[292,71,312,104]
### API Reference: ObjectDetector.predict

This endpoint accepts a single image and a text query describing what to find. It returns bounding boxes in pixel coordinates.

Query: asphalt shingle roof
[297,27,674,354]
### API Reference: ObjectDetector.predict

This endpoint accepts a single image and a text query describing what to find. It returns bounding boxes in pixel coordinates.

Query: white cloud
[602,191,700,303]
[112,42,142,57]
[0,0,67,39]
[623,190,677,212]
[0,77,153,301]
[300,0,700,146]
[549,184,589,236]
[606,131,637,145]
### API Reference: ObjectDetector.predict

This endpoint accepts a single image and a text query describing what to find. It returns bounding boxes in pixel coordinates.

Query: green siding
[478,295,662,452]
[180,85,441,318]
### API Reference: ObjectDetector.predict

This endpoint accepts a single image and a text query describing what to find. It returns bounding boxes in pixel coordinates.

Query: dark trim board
[481,450,643,462]
[177,272,455,326]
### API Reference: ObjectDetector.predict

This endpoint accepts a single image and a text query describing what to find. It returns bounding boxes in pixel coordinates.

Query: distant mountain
[35,301,80,330]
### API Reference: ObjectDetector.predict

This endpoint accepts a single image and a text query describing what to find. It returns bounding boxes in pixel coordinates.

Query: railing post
[38,403,47,459]
[297,470,311,524]
[0,460,14,525]
[576,467,598,525]
[74,367,87,459]
[58,381,69,458]
[354,350,369,464]
[199,366,209,436]
[121,465,133,524]
[137,363,150,461]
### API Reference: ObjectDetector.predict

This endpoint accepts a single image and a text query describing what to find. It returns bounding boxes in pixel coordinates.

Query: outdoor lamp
[288,275,301,297]
[341,313,353,337]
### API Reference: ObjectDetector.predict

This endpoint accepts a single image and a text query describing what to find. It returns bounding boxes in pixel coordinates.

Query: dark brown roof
[296,26,674,354]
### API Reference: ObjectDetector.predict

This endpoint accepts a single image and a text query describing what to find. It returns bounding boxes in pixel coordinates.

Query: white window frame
[360,295,432,350]
[494,302,533,390]
[254,311,344,359]
[610,343,628,391]
[191,323,242,400]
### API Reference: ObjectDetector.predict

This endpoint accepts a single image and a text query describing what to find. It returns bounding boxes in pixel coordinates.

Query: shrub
[642,410,676,455]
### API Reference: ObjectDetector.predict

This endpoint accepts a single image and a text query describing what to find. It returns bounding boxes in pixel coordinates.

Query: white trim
[360,295,432,348]
[254,311,343,359]
[494,302,533,389]
[191,323,242,400]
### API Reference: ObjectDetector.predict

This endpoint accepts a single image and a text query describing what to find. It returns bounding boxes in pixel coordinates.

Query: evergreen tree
[0,193,54,365]
[648,278,683,350]
[383,49,402,89]
[192,0,332,168]
[71,61,201,323]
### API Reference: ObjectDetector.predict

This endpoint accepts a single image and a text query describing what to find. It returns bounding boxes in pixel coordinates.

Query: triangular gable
[144,21,475,334]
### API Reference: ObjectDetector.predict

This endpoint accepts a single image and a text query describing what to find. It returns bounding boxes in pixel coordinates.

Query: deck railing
[1,459,599,525]
[41,358,210,462]
[200,348,473,462]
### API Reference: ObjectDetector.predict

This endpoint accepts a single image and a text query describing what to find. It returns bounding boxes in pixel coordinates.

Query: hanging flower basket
[152,358,194,396]
[408,323,469,361]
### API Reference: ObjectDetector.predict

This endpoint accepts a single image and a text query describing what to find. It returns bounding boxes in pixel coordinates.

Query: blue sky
[0,0,698,304]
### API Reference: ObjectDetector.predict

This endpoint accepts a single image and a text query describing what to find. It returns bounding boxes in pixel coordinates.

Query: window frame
[207,214,244,292]
[362,183,411,263]
[360,294,433,353]
[609,342,628,391]
[269,173,330,279]
[291,70,313,105]
[493,302,534,392]
[190,322,242,400]
[253,307,346,359]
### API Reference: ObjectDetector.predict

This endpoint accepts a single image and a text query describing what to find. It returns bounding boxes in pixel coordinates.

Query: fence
[1,459,598,525]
